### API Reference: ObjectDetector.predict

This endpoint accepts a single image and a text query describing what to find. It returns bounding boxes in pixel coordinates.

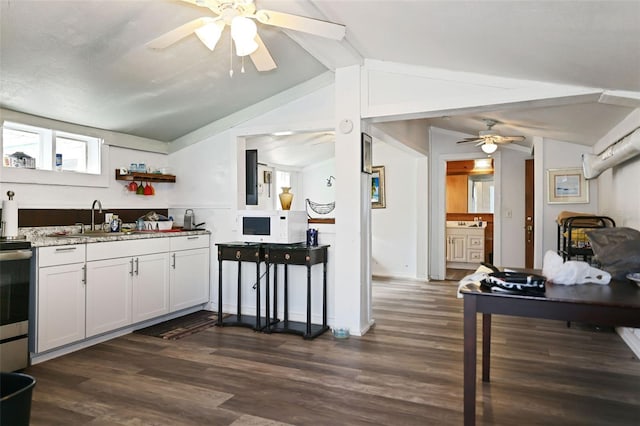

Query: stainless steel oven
[0,240,32,372]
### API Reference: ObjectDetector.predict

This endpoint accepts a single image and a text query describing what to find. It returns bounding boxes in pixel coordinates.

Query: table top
[216,241,329,251]
[460,278,640,309]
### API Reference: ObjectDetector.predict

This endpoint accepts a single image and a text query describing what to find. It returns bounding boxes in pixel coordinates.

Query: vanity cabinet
[37,245,86,352]
[446,227,485,265]
[169,235,210,312]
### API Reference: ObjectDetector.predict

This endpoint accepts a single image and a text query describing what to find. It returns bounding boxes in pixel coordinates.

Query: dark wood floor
[25,278,640,425]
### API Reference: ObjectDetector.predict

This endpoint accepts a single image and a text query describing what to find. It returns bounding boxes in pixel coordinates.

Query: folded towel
[457,264,495,298]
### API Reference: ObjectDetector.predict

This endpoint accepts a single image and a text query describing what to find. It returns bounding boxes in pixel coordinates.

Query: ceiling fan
[147,0,346,73]
[456,119,525,154]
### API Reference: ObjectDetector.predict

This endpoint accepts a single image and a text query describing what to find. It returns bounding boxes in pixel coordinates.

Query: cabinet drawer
[467,250,484,262]
[218,245,261,262]
[170,234,210,251]
[468,236,484,248]
[39,245,85,267]
[87,238,170,261]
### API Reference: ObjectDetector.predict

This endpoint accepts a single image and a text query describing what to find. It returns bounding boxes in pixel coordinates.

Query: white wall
[371,139,421,279]
[302,159,336,218]
[591,108,640,358]
[538,139,598,256]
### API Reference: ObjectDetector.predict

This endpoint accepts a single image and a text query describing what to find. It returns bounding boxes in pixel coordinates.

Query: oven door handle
[0,249,33,261]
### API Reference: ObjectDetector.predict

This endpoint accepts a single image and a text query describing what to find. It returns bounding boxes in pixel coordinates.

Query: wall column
[334,65,373,335]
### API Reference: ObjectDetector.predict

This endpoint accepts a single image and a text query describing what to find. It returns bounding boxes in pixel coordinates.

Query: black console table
[216,242,270,331]
[216,242,330,339]
[264,244,330,340]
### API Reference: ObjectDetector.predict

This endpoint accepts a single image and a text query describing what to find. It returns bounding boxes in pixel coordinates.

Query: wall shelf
[115,169,176,183]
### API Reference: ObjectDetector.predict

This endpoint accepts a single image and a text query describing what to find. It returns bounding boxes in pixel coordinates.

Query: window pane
[2,126,41,169]
[56,136,87,172]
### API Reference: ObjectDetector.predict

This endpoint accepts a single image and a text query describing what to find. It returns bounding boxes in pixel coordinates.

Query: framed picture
[371,165,386,208]
[361,132,372,174]
[547,168,589,204]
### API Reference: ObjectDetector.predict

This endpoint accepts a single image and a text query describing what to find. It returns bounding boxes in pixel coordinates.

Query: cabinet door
[132,253,170,323]
[37,263,86,352]
[450,235,467,262]
[86,258,133,337]
[170,248,210,312]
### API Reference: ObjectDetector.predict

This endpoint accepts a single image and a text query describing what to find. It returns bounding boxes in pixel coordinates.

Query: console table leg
[217,255,223,325]
[482,313,492,382]
[306,264,312,337]
[322,261,327,327]
[255,260,261,330]
[237,261,242,319]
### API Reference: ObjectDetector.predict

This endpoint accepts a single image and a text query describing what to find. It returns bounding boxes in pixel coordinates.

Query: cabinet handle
[187,236,199,240]
[172,253,176,269]
[135,257,139,276]
[129,258,134,276]
[55,247,76,252]
[82,265,86,285]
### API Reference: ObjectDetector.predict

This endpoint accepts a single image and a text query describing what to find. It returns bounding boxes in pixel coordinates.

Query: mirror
[468,174,494,213]
[446,159,494,213]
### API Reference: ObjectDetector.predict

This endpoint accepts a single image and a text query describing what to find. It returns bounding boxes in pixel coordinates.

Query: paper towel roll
[2,199,18,238]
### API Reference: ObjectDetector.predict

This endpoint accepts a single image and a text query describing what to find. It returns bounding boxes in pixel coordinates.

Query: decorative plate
[626,273,640,287]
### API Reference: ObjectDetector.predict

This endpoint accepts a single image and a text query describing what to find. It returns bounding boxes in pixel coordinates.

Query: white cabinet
[447,234,467,262]
[85,257,133,337]
[86,239,171,336]
[446,227,485,265]
[132,252,171,322]
[169,235,210,312]
[37,245,86,353]
[34,233,208,355]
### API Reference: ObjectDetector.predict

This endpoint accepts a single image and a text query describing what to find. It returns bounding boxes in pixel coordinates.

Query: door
[132,253,170,323]
[525,159,534,268]
[86,257,132,337]
[37,263,86,352]
[170,248,210,311]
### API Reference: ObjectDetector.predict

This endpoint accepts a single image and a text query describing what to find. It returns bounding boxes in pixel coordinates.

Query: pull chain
[229,35,234,77]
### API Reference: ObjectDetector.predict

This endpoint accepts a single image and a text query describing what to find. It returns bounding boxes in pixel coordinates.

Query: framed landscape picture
[371,165,386,208]
[547,168,589,204]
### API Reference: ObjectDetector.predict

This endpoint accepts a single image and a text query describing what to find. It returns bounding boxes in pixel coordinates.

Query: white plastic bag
[542,251,610,285]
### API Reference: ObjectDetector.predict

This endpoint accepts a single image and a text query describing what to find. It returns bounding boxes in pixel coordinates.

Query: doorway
[444,158,495,280]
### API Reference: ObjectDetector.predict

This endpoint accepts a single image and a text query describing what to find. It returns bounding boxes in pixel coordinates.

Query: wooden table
[264,243,330,339]
[460,278,640,426]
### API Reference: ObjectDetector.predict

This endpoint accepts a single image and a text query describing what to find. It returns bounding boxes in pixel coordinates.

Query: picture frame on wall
[361,132,372,174]
[371,165,386,208]
[547,167,589,204]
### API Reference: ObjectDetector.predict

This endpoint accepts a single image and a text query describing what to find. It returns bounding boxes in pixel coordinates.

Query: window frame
[1,120,109,187]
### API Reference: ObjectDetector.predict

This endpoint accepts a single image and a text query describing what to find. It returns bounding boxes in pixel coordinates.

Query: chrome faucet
[91,199,103,231]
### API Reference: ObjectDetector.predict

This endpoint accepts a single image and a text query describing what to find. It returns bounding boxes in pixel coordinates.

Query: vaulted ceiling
[1,0,639,149]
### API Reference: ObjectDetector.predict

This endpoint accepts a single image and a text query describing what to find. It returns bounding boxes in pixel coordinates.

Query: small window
[2,121,101,175]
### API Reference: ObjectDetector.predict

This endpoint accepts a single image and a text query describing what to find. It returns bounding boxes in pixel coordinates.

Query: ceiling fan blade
[255,9,345,40]
[456,139,482,144]
[498,136,526,143]
[147,17,215,49]
[250,34,277,71]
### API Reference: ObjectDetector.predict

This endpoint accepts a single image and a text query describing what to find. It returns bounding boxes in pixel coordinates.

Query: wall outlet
[504,209,512,218]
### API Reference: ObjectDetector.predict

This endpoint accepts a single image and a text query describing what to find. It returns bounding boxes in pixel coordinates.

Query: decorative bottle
[279,187,293,210]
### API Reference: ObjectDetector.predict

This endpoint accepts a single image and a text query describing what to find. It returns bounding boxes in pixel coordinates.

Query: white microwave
[238,210,308,244]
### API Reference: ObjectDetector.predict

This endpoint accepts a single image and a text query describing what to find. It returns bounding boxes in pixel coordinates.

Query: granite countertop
[22,226,210,248]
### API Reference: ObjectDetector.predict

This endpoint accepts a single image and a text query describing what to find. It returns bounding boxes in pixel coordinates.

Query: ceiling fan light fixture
[195,20,225,50]
[481,142,498,154]
[231,16,258,56]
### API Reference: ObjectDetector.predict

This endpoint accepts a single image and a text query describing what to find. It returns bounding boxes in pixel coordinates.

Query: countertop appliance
[238,210,307,244]
[0,239,32,372]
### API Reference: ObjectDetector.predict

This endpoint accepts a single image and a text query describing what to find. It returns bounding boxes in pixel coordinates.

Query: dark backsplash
[3,209,169,227]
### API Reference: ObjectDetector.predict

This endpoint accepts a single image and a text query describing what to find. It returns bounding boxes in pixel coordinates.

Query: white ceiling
[1,0,639,150]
